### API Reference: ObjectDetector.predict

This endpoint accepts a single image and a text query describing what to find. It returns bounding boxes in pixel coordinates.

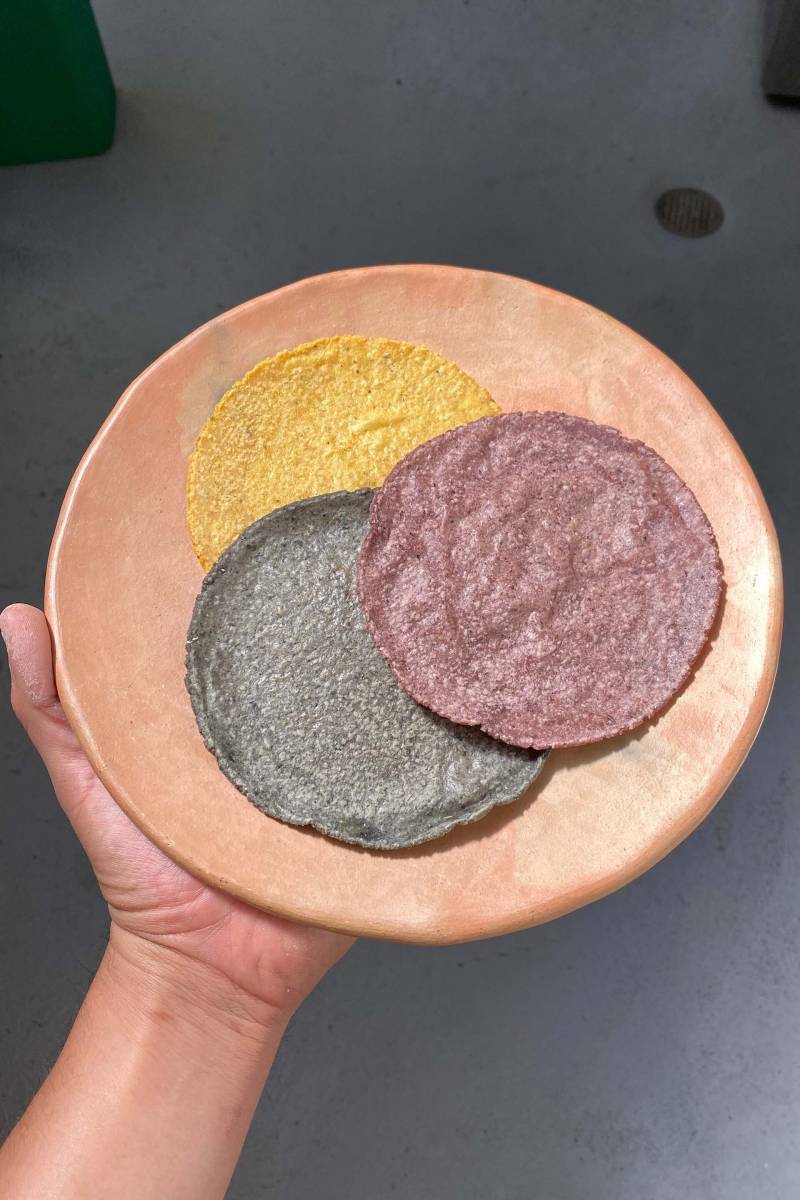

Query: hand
[1,603,353,1029]
[0,603,353,1198]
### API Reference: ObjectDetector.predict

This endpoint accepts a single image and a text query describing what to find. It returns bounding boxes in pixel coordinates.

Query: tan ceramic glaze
[45,266,783,945]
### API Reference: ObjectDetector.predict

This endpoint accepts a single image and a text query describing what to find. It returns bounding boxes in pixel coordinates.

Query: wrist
[101,925,289,1060]
[0,926,285,1199]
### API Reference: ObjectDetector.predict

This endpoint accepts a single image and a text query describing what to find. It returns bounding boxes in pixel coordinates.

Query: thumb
[1,603,185,899]
[0,603,97,825]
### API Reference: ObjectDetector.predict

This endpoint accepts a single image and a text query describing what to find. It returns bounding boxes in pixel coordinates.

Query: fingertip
[0,604,58,710]
[0,602,47,635]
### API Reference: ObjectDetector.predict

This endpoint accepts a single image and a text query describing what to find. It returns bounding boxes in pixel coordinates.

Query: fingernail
[0,616,44,703]
[0,613,19,676]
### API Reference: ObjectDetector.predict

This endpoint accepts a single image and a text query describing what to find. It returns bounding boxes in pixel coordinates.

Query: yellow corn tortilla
[187,335,498,569]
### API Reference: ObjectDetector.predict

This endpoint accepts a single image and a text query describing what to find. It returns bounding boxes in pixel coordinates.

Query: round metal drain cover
[655,188,724,238]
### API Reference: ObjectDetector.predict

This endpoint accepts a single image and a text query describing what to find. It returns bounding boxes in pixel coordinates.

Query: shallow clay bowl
[46,266,782,944]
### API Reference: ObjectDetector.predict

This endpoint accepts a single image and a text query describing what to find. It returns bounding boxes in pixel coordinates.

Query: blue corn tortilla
[185,490,546,849]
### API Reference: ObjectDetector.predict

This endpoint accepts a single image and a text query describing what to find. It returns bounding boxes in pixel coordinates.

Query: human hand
[0,603,353,1197]
[0,603,353,1030]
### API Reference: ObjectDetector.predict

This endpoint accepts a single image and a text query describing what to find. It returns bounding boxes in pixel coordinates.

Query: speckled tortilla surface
[187,336,498,569]
[358,412,723,749]
[185,490,545,849]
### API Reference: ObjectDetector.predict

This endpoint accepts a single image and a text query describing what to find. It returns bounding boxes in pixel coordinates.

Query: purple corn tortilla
[358,412,723,749]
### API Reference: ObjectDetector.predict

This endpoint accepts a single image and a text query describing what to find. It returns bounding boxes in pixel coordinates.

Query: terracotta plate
[45,266,783,944]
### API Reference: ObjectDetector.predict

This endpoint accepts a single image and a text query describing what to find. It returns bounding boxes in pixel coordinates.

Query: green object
[0,0,115,165]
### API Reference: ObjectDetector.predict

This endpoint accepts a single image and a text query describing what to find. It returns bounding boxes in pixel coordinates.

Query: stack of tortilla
[185,336,722,850]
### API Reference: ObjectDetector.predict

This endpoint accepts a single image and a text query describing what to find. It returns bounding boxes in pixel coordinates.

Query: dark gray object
[655,188,724,237]
[186,490,546,849]
[764,0,800,98]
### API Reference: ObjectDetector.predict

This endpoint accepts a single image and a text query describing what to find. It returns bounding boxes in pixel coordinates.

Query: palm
[3,605,352,1012]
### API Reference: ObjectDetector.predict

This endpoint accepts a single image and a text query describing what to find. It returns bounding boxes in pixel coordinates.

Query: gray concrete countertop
[1,3,797,1197]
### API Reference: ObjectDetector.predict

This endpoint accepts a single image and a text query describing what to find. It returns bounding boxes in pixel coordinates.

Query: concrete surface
[1,2,797,1197]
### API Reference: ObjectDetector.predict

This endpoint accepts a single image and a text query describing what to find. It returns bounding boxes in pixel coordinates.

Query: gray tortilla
[186,490,546,849]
